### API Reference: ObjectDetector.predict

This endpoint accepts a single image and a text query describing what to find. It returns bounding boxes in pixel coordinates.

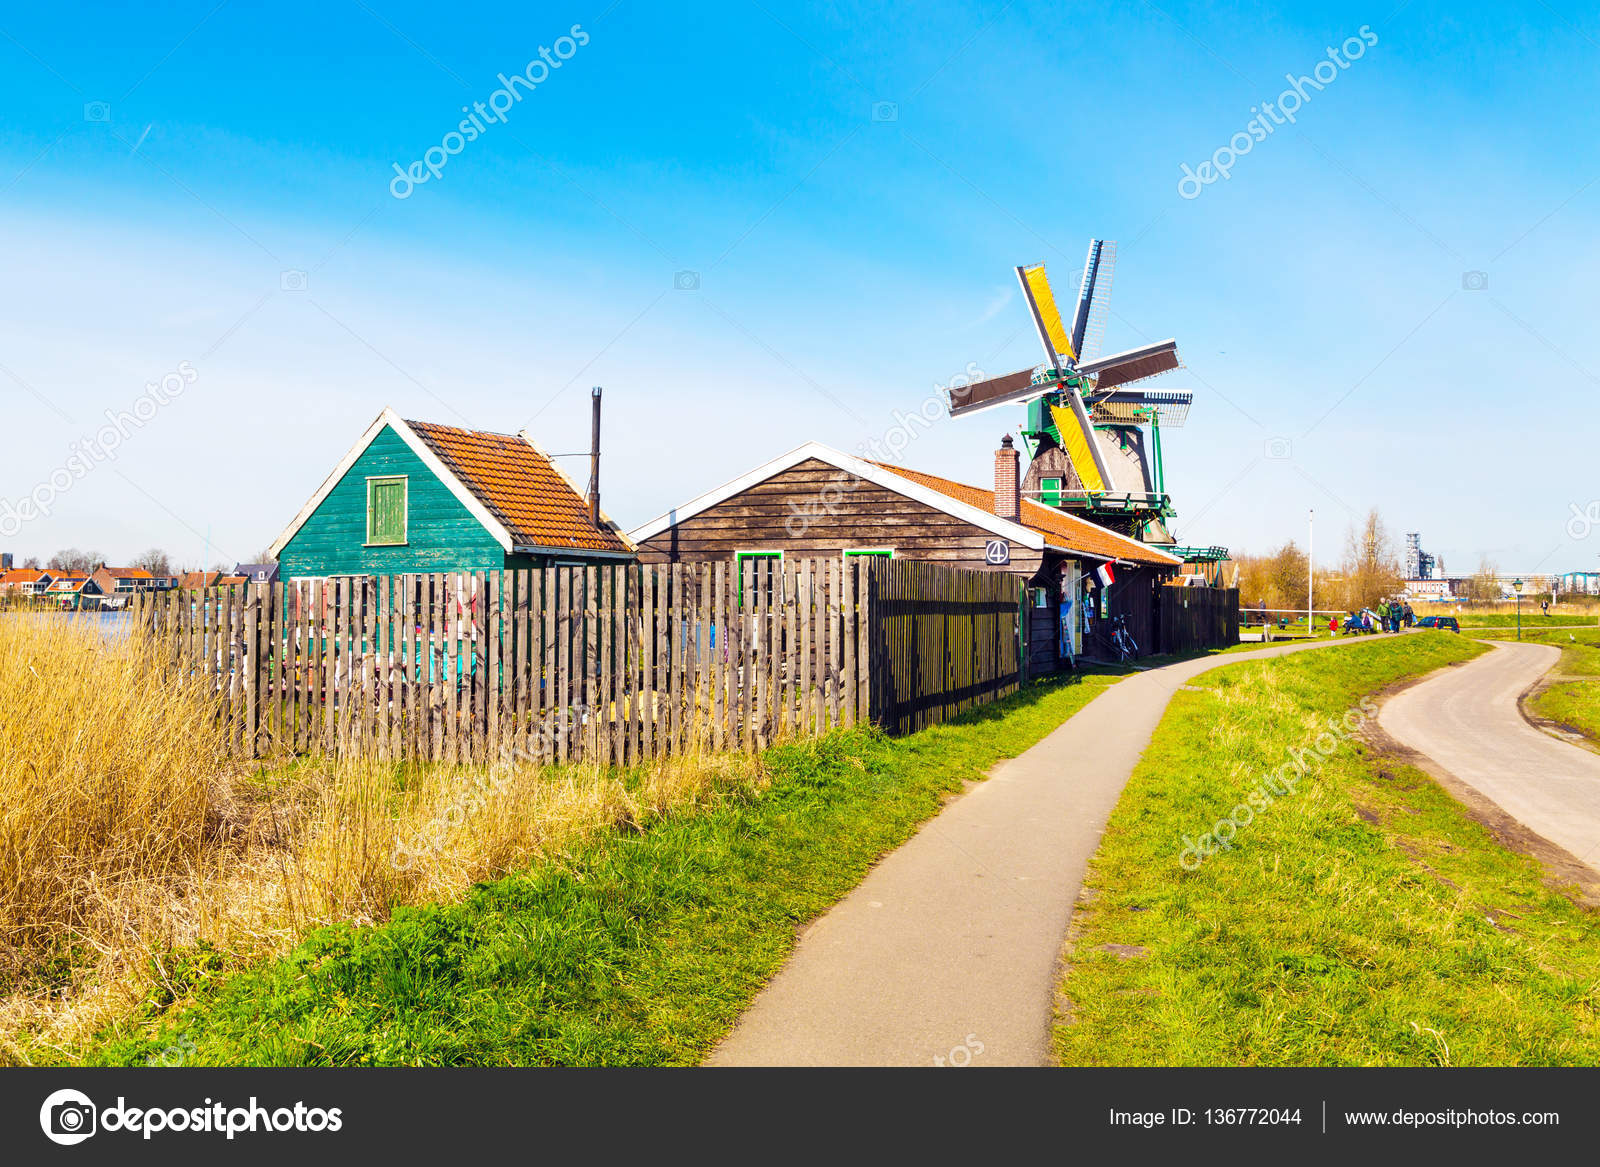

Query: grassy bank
[1055,633,1600,1066]
[62,668,1124,1067]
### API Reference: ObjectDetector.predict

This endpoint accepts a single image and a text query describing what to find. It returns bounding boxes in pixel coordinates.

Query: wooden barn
[628,437,1181,671]
[269,407,634,581]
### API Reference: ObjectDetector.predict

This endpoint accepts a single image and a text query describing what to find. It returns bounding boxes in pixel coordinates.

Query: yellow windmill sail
[1050,402,1107,494]
[1022,264,1074,362]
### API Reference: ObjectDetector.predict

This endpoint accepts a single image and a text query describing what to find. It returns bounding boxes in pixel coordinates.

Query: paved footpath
[708,635,1386,1067]
[1380,638,1600,873]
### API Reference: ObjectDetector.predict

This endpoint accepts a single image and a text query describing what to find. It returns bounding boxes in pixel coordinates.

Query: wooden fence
[1155,585,1241,654]
[865,558,1024,735]
[134,558,870,764]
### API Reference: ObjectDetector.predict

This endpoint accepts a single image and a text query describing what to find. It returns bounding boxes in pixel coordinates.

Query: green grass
[1055,632,1600,1066]
[76,669,1125,1067]
[1457,613,1598,628]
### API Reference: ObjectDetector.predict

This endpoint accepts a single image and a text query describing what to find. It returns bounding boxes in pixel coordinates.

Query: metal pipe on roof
[589,386,602,528]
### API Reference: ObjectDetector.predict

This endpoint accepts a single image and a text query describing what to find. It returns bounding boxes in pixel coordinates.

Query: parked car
[1415,616,1459,632]
[1415,616,1437,628]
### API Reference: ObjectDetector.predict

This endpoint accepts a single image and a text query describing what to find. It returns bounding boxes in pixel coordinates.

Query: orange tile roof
[408,420,633,555]
[0,568,47,584]
[99,567,153,579]
[871,462,1182,567]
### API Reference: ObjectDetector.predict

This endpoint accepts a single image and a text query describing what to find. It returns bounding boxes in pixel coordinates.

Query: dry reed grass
[0,615,763,1064]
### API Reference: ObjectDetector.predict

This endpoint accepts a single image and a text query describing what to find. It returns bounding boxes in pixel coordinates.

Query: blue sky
[2,0,1597,576]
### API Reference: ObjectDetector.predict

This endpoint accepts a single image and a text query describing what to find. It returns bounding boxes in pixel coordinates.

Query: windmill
[948,239,1192,541]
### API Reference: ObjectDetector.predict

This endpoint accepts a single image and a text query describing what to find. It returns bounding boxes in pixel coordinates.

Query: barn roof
[408,420,633,556]
[628,441,1182,568]
[870,462,1182,568]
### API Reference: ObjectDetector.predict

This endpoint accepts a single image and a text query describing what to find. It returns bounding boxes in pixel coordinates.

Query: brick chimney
[994,434,1020,521]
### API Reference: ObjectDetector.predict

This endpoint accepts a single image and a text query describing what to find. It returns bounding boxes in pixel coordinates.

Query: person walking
[1403,602,1415,628]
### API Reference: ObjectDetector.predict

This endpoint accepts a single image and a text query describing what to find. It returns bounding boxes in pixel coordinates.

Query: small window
[734,550,782,599]
[1040,477,1062,507]
[843,548,893,559]
[367,476,408,546]
[1033,587,1049,609]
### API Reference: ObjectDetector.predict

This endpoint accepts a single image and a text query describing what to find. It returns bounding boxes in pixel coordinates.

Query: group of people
[1333,601,1414,635]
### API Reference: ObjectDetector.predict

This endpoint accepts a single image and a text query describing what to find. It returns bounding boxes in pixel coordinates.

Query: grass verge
[72,669,1125,1067]
[1055,632,1600,1066]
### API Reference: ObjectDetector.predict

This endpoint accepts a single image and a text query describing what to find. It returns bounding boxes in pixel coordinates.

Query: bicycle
[1110,614,1139,661]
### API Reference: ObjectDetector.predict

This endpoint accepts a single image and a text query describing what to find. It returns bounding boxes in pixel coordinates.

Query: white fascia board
[627,441,1045,551]
[267,408,516,558]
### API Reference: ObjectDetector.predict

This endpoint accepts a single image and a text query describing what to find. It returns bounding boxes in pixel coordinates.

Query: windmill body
[948,239,1193,545]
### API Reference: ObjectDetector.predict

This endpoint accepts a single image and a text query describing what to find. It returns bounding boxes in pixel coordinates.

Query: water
[2,611,135,637]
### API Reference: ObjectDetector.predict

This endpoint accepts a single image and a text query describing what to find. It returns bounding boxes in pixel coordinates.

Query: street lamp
[1513,578,1524,641]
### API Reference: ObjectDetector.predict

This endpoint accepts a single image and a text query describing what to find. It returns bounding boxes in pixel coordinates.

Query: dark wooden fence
[864,558,1024,735]
[1154,585,1241,654]
[134,558,870,764]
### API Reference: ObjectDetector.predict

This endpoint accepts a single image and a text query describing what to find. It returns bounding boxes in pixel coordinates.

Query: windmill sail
[946,366,1043,418]
[1049,398,1111,493]
[1080,339,1181,390]
[1077,240,1117,363]
[1068,240,1113,360]
[1017,264,1074,364]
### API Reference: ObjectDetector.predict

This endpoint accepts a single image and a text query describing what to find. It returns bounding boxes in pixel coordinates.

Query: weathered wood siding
[279,426,511,579]
[636,458,1046,576]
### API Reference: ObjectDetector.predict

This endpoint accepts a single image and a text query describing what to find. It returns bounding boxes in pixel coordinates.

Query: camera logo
[40,1088,97,1146]
[1461,270,1488,291]
[673,270,700,291]
[871,101,898,122]
[280,269,308,292]
[83,101,111,122]
[1264,436,1293,460]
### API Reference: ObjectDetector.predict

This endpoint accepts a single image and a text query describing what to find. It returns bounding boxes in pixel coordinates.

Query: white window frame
[365,474,410,547]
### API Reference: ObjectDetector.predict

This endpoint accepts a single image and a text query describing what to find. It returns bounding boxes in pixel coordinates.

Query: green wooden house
[268,408,635,579]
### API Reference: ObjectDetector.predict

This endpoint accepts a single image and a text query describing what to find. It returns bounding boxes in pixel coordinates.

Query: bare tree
[21,556,41,570]
[47,548,103,574]
[1234,541,1308,613]
[1457,556,1502,602]
[131,548,173,577]
[1338,509,1403,611]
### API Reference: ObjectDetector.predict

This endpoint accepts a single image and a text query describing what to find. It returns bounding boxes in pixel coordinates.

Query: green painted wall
[280,426,513,578]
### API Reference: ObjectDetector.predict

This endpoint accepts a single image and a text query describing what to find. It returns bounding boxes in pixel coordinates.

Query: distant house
[177,571,220,590]
[44,575,102,610]
[89,566,176,599]
[268,408,635,580]
[0,568,53,596]
[233,562,280,585]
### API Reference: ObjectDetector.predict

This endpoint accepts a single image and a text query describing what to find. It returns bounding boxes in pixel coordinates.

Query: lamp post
[1513,578,1524,640]
[1308,509,1314,636]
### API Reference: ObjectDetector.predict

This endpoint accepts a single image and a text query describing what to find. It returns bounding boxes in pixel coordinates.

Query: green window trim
[734,549,782,600]
[843,548,893,559]
[1040,477,1062,507]
[366,476,409,546]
